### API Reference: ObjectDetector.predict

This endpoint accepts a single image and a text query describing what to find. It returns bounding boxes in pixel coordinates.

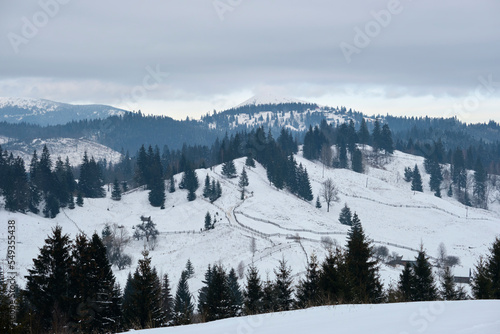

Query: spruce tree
[161,274,173,326]
[412,248,438,301]
[203,174,211,198]
[315,196,322,208]
[404,167,413,182]
[472,256,492,299]
[338,203,352,226]
[222,160,237,178]
[185,259,195,279]
[244,265,263,315]
[227,268,243,317]
[76,191,84,206]
[372,119,382,152]
[411,164,423,192]
[473,158,487,209]
[169,175,175,193]
[487,237,500,298]
[25,226,73,332]
[203,265,232,321]
[239,167,249,195]
[398,262,416,302]
[358,118,370,148]
[380,124,394,154]
[245,154,256,168]
[128,251,165,328]
[346,213,383,303]
[261,276,276,313]
[352,148,364,173]
[0,267,12,332]
[296,253,321,308]
[274,258,294,311]
[318,248,350,304]
[112,178,122,201]
[429,160,443,197]
[440,266,458,300]
[204,212,213,230]
[173,271,193,325]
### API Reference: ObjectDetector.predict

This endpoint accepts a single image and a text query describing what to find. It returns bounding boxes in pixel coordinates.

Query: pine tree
[487,237,500,298]
[358,118,370,148]
[203,174,211,198]
[296,253,321,308]
[161,274,173,326]
[76,191,84,206]
[411,164,423,192]
[380,124,394,154]
[404,167,413,182]
[398,262,416,301]
[227,268,243,317]
[203,265,232,321]
[185,259,195,279]
[239,167,249,195]
[346,213,383,303]
[25,226,73,332]
[112,178,122,201]
[318,248,350,304]
[473,158,487,209]
[245,154,256,168]
[429,160,443,197]
[127,251,165,328]
[315,196,322,208]
[244,265,263,315]
[413,248,438,301]
[261,276,276,313]
[472,256,492,299]
[0,267,12,332]
[222,160,237,178]
[351,148,364,173]
[122,273,137,328]
[440,266,458,300]
[204,211,213,230]
[274,258,294,311]
[169,175,175,193]
[338,203,352,226]
[173,271,193,325]
[372,119,382,152]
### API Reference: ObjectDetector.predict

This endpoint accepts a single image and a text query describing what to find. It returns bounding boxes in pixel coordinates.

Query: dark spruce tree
[274,258,294,311]
[318,248,351,304]
[411,164,423,192]
[412,248,438,301]
[358,118,370,149]
[222,160,237,178]
[25,226,73,333]
[112,178,122,201]
[161,274,174,326]
[245,154,256,168]
[227,268,243,317]
[0,267,12,332]
[173,271,194,325]
[243,265,263,315]
[398,262,416,302]
[338,203,352,226]
[346,213,383,303]
[473,158,487,209]
[351,148,364,173]
[296,253,321,308]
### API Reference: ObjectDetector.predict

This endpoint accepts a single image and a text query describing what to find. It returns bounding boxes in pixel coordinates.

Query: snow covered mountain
[236,93,310,108]
[1,137,122,166]
[1,147,499,302]
[0,97,128,126]
[202,94,367,132]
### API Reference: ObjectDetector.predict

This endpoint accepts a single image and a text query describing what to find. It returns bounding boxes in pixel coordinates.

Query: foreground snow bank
[128,300,500,334]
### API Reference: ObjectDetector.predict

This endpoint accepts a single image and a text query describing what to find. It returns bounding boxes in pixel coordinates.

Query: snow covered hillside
[131,300,500,334]
[236,93,310,108]
[0,97,128,126]
[2,137,122,166]
[1,148,500,302]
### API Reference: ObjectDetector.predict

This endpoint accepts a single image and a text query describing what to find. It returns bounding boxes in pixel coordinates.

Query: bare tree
[321,178,339,212]
[237,261,245,279]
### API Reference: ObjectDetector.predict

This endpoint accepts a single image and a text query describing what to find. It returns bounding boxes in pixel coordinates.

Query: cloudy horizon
[1,0,499,122]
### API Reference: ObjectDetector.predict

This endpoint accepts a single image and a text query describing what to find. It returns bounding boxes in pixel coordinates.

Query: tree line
[2,220,499,333]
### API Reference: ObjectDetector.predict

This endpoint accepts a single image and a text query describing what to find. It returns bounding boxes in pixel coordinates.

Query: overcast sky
[1,0,499,122]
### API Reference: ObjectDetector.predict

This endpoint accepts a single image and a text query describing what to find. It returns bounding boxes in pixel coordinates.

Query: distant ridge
[236,92,311,108]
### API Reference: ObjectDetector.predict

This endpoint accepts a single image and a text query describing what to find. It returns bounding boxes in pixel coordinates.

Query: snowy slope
[236,93,310,108]
[0,97,128,125]
[131,300,500,334]
[3,137,122,166]
[1,148,500,302]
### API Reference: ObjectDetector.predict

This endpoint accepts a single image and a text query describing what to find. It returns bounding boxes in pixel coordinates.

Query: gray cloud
[1,0,499,120]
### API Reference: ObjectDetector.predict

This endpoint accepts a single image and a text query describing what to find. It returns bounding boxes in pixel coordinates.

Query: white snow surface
[1,148,500,304]
[130,300,500,334]
[236,93,310,108]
